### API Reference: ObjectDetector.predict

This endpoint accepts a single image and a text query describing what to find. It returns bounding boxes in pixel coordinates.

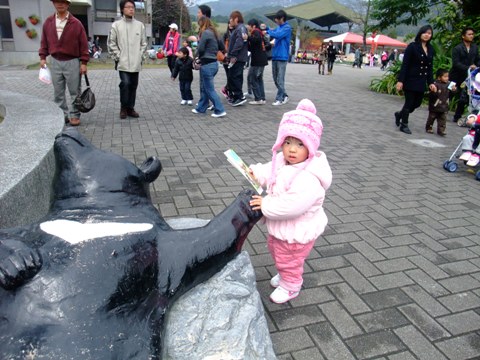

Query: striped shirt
[55,12,69,40]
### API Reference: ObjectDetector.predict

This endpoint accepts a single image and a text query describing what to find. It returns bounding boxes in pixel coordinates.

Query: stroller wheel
[447,161,458,173]
[457,119,467,127]
[443,160,458,172]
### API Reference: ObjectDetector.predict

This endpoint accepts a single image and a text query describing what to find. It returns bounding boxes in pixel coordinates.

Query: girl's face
[282,136,309,165]
[183,41,188,47]
[420,29,432,42]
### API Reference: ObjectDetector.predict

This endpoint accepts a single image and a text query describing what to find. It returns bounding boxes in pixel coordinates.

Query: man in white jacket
[108,0,147,119]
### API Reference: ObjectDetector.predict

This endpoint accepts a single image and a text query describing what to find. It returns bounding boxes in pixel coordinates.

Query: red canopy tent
[323,32,363,45]
[367,34,407,48]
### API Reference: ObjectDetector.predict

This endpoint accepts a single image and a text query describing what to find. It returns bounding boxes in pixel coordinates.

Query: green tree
[371,0,479,30]
[345,0,374,52]
[152,0,191,39]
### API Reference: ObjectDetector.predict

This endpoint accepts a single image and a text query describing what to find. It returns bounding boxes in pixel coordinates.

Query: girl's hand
[249,195,263,211]
[396,82,403,92]
[429,83,437,92]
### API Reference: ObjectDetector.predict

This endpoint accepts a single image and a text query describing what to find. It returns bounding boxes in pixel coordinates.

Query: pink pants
[267,235,315,292]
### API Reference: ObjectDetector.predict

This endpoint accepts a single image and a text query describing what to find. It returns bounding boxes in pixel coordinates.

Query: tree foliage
[372,0,479,30]
[152,0,191,39]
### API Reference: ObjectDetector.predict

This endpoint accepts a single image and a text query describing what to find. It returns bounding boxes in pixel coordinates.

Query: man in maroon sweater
[39,0,89,126]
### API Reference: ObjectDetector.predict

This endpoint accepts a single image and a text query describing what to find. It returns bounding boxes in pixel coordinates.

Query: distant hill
[188,0,309,17]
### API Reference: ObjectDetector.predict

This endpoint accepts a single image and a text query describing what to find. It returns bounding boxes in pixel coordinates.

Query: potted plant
[26,28,37,39]
[29,15,40,25]
[15,17,26,28]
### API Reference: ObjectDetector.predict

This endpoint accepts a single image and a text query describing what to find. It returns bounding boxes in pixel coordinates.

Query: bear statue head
[53,128,162,203]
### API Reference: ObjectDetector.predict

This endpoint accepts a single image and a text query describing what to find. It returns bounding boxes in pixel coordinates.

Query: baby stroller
[443,69,480,180]
[456,67,480,127]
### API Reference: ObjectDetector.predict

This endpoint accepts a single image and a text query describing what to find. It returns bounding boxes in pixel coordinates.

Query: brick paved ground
[1,62,480,360]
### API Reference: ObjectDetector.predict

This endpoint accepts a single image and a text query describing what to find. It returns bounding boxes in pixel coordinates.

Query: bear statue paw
[0,239,43,290]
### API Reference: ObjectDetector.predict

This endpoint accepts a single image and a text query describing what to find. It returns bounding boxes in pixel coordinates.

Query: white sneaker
[272,100,283,106]
[270,274,281,288]
[467,153,480,167]
[459,151,472,161]
[207,105,215,111]
[269,286,299,304]
[180,100,187,105]
[249,100,265,105]
[282,96,289,104]
[191,109,202,114]
[211,111,226,118]
[187,100,193,106]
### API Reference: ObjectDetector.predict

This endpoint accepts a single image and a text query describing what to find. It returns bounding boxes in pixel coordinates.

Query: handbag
[216,50,225,62]
[193,57,202,70]
[74,73,96,113]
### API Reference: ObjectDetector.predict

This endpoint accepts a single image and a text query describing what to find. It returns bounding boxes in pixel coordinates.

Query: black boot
[400,124,412,134]
[394,112,401,127]
[399,112,411,134]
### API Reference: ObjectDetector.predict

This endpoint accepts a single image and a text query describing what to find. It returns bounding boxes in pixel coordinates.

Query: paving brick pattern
[1,62,480,359]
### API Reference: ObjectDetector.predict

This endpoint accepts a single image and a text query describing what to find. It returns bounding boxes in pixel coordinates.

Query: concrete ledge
[0,90,64,228]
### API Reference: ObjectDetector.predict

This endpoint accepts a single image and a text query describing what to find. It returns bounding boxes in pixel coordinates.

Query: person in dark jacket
[39,0,89,127]
[171,47,194,106]
[449,27,480,123]
[247,18,268,105]
[426,69,456,136]
[326,40,338,75]
[226,10,249,107]
[395,25,437,134]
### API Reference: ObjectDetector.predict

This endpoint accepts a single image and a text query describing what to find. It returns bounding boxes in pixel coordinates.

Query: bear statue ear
[140,157,162,183]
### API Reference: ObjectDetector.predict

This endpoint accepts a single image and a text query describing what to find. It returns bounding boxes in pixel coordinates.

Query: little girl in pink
[249,99,332,304]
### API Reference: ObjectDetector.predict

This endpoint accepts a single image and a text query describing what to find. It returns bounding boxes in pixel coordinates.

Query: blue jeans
[272,60,288,102]
[196,62,225,114]
[248,65,265,101]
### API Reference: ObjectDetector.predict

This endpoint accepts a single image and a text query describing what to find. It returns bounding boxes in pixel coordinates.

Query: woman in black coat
[395,25,437,134]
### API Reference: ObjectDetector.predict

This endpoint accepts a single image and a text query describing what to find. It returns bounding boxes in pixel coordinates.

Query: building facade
[0,0,152,65]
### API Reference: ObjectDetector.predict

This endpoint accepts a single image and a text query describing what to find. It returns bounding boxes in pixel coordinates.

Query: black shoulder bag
[74,73,96,113]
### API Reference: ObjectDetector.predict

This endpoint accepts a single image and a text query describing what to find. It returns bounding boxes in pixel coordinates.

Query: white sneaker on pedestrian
[207,105,215,111]
[269,286,299,304]
[249,100,265,105]
[270,274,281,288]
[180,100,187,105]
[191,109,202,114]
[211,111,227,118]
[187,100,193,106]
[272,100,283,106]
[282,96,289,104]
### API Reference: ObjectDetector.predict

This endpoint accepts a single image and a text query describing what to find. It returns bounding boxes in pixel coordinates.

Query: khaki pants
[50,57,81,119]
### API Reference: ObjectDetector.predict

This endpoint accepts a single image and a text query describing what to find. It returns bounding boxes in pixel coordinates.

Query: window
[0,8,13,38]
[95,0,116,11]
[0,0,9,6]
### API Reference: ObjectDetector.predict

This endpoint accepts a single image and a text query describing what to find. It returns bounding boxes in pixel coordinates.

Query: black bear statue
[0,128,262,359]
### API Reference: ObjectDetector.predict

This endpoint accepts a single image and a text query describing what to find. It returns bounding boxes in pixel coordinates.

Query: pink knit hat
[269,99,323,188]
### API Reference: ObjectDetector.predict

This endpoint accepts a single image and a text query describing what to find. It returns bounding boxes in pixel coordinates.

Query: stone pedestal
[164,219,276,360]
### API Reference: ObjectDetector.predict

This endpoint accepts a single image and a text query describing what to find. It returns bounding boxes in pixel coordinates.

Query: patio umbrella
[366,34,407,48]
